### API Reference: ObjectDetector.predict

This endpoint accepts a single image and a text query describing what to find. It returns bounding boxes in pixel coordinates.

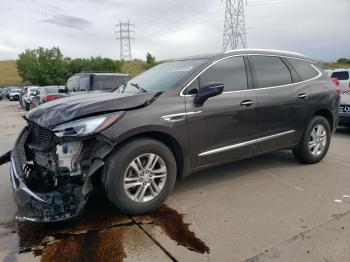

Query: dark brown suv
[0,49,340,222]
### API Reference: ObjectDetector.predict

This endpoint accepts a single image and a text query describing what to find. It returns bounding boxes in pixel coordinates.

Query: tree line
[16,47,157,86]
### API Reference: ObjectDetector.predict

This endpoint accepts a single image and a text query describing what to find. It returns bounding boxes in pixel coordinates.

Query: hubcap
[309,124,327,156]
[123,153,167,203]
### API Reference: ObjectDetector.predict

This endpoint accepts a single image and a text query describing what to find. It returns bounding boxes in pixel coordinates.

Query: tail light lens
[331,78,341,96]
[45,95,59,101]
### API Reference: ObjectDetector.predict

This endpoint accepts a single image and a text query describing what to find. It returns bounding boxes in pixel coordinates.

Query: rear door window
[331,71,349,81]
[79,76,90,91]
[288,59,319,81]
[249,56,292,88]
[199,56,248,92]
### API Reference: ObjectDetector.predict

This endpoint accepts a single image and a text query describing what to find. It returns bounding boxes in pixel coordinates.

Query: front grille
[28,122,53,147]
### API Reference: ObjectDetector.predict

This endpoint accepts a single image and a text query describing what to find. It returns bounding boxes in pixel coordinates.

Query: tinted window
[115,76,131,88]
[288,59,319,81]
[199,57,247,92]
[79,76,90,91]
[93,76,118,91]
[331,71,349,81]
[250,56,292,88]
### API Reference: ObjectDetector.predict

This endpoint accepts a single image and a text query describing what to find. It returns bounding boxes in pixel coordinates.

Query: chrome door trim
[180,54,322,97]
[161,111,202,122]
[198,130,295,157]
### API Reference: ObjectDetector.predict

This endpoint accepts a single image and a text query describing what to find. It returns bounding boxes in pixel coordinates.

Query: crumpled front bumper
[8,128,89,222]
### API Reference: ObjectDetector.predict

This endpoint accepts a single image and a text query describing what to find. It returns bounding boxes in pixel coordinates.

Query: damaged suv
[0,49,340,222]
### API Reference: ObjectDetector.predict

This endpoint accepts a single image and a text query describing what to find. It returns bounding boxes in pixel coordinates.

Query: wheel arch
[312,108,334,131]
[113,130,187,180]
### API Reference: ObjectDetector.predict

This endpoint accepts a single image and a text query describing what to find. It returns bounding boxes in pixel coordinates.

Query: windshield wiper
[130,83,147,93]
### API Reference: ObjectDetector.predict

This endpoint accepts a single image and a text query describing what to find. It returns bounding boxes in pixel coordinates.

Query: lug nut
[139,178,143,182]
[140,172,144,176]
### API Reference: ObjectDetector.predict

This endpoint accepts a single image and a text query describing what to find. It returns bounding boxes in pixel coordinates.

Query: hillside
[0,61,24,87]
[0,59,349,88]
[0,60,149,87]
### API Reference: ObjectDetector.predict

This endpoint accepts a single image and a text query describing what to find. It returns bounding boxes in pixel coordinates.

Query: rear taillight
[331,78,341,96]
[45,95,59,101]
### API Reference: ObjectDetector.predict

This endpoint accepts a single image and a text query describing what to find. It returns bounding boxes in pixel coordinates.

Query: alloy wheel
[309,124,327,156]
[123,153,167,203]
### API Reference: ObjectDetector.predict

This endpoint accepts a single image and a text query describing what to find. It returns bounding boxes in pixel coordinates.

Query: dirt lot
[0,99,350,262]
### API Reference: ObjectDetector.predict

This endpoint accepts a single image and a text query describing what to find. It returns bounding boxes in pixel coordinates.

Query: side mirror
[193,82,224,107]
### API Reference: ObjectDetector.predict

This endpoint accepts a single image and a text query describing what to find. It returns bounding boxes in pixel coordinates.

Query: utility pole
[222,0,247,52]
[115,21,134,61]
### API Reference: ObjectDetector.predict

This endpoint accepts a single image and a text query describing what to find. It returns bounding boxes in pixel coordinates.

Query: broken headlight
[53,112,125,137]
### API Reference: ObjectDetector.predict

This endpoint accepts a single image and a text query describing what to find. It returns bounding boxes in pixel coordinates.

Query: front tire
[105,138,177,215]
[25,101,30,111]
[293,116,331,164]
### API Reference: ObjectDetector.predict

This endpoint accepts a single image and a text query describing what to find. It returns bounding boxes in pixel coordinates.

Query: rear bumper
[9,128,88,223]
[338,113,350,126]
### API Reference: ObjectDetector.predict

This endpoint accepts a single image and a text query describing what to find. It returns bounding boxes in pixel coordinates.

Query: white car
[8,88,21,101]
[21,86,39,111]
[325,69,350,93]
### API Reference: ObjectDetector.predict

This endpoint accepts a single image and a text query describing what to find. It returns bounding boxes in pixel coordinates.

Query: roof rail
[224,48,306,57]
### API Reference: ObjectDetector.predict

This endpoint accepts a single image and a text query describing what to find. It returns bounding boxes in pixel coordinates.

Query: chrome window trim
[180,54,322,97]
[198,130,295,157]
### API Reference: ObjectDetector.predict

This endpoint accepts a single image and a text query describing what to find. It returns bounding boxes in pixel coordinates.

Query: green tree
[144,52,156,70]
[337,58,350,64]
[17,47,67,85]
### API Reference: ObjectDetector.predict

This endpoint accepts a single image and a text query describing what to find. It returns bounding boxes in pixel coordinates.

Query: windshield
[116,59,207,94]
[11,89,21,93]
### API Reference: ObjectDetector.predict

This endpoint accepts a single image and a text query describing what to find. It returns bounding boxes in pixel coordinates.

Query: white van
[325,69,350,93]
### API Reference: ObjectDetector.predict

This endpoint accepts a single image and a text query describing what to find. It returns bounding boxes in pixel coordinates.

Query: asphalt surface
[0,99,349,261]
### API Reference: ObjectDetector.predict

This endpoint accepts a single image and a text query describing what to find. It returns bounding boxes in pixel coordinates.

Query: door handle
[240,100,254,107]
[298,93,308,99]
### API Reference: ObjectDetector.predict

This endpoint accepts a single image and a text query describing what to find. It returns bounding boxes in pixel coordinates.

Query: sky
[0,0,349,62]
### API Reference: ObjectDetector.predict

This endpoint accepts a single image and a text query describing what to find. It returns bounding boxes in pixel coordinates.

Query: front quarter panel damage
[9,123,115,222]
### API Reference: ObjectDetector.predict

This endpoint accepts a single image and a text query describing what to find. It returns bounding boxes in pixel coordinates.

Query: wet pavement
[0,99,350,261]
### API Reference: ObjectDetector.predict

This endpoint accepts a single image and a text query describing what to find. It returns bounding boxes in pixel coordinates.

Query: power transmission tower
[222,0,247,52]
[116,21,134,61]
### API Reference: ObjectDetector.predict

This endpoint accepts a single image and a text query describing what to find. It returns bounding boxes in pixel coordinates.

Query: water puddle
[0,197,209,261]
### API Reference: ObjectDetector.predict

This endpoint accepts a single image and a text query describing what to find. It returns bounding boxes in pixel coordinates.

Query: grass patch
[0,60,24,87]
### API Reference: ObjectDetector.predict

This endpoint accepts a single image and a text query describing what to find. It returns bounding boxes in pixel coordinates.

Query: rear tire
[25,101,30,111]
[104,138,177,215]
[293,116,331,164]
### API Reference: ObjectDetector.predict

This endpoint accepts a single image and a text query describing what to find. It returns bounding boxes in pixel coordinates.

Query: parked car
[338,91,350,128]
[30,85,67,109]
[8,88,21,101]
[0,49,340,222]
[325,69,350,93]
[20,86,39,111]
[65,73,131,95]
[3,87,13,99]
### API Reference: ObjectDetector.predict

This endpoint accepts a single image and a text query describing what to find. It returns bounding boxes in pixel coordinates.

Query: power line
[115,21,134,61]
[223,0,247,52]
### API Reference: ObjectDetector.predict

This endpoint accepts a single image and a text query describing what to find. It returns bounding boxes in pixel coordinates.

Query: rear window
[331,71,349,81]
[45,86,59,94]
[249,56,293,88]
[92,75,118,91]
[288,59,319,81]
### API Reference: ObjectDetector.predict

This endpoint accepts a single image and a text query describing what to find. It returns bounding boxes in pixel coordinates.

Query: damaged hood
[27,91,157,128]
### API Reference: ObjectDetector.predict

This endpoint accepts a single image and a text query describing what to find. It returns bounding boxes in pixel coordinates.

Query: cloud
[41,14,93,30]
